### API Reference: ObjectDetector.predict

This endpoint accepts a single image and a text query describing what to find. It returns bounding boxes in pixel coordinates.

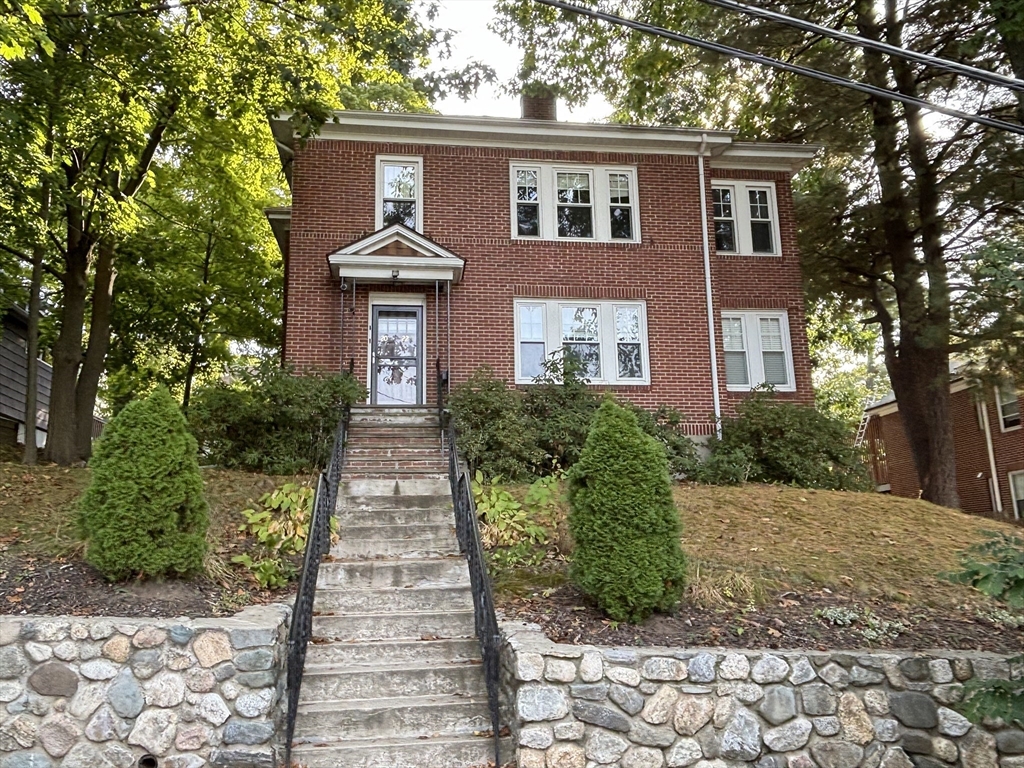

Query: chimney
[521,92,557,121]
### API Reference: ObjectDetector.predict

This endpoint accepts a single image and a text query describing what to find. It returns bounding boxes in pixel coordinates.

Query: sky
[431,0,613,123]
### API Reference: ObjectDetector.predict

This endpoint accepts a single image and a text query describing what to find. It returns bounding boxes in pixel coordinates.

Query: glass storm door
[371,306,423,405]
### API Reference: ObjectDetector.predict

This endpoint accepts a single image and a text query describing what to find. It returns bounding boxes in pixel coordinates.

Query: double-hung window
[997,384,1021,431]
[510,164,640,242]
[376,156,423,231]
[514,299,649,385]
[1011,471,1024,519]
[720,311,795,391]
[711,181,780,255]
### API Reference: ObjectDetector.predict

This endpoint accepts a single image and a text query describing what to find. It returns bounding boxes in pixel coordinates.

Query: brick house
[268,99,819,436]
[864,373,1023,520]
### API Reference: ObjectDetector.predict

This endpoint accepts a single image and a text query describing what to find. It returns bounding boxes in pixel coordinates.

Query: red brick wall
[285,138,813,429]
[871,387,1024,521]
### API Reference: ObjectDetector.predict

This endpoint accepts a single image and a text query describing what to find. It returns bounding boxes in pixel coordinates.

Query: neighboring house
[268,96,819,436]
[0,306,51,448]
[864,372,1023,520]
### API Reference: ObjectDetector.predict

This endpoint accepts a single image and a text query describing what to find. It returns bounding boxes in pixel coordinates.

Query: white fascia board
[710,142,822,173]
[867,401,900,417]
[327,253,464,283]
[282,110,736,156]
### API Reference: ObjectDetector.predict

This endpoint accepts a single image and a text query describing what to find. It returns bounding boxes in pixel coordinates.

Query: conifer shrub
[567,397,688,622]
[78,387,209,581]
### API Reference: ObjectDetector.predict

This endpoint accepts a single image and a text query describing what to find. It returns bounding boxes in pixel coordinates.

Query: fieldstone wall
[0,605,290,768]
[501,622,1018,768]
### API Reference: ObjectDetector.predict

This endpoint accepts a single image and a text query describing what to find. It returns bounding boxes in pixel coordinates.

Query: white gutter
[980,396,1006,516]
[697,133,723,439]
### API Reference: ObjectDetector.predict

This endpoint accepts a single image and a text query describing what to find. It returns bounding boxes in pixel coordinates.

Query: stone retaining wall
[0,605,290,768]
[501,622,1018,768]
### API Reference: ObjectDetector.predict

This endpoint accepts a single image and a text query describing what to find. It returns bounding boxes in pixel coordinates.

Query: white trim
[375,155,423,232]
[720,310,797,392]
[1009,470,1024,522]
[513,298,651,386]
[980,397,1004,515]
[711,180,782,256]
[366,293,427,405]
[868,401,901,417]
[697,142,723,438]
[509,163,641,243]
[327,224,464,283]
[996,384,1022,432]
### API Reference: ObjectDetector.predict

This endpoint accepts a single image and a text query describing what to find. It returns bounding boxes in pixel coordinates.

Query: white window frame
[710,180,782,256]
[376,155,423,232]
[1010,470,1024,521]
[720,310,796,392]
[509,163,641,243]
[513,298,650,385]
[996,385,1021,432]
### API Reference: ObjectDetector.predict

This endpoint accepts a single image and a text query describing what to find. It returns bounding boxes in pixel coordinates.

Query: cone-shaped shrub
[567,396,687,622]
[78,387,209,581]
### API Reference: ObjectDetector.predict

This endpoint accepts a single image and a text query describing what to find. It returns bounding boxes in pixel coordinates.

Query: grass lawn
[495,482,1024,651]
[0,462,312,616]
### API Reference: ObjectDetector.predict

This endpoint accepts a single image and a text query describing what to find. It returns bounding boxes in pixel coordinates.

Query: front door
[371,305,423,405]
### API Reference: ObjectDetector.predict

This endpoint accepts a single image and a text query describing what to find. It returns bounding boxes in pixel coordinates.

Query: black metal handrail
[440,372,503,767]
[284,406,349,768]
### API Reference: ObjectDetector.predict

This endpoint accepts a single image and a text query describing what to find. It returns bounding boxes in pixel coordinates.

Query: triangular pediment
[326,224,464,283]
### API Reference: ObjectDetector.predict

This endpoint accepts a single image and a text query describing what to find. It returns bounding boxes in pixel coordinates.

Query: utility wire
[531,0,1024,136]
[695,0,1024,93]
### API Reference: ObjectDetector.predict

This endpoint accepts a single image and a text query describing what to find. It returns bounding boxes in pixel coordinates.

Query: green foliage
[960,665,1024,728]
[567,397,687,623]
[628,404,701,477]
[693,446,752,486]
[77,387,208,581]
[520,354,599,473]
[447,367,541,480]
[709,389,871,491]
[948,532,1024,609]
[472,471,548,549]
[188,364,364,474]
[232,482,319,589]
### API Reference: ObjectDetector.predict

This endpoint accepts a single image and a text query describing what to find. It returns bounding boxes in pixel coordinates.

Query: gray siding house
[0,306,51,447]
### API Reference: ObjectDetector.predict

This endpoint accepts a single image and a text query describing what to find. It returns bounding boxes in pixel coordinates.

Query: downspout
[697,134,723,439]
[980,394,1006,516]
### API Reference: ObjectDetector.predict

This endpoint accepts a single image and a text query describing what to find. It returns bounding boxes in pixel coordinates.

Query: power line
[695,0,1024,93]
[531,0,1024,136]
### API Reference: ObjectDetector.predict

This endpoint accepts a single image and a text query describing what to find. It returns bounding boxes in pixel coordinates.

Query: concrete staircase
[290,405,498,768]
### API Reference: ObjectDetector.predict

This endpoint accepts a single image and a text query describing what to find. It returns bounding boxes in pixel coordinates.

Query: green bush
[188,362,365,474]
[520,355,600,473]
[708,389,871,490]
[948,532,1024,609]
[447,367,541,480]
[567,397,688,622]
[628,404,701,478]
[78,387,209,581]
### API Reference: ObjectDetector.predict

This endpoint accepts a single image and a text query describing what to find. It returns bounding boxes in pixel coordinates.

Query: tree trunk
[990,0,1024,122]
[182,232,215,411]
[74,238,116,459]
[856,0,960,508]
[22,170,50,466]
[44,219,92,465]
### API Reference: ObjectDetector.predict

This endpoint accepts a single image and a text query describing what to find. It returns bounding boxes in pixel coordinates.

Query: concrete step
[341,478,451,497]
[350,415,441,428]
[347,447,444,458]
[330,534,459,559]
[335,506,455,526]
[289,734,499,768]
[341,471,448,481]
[345,438,443,451]
[336,522,455,539]
[338,493,452,512]
[317,557,469,589]
[313,584,471,614]
[293,694,492,743]
[303,637,481,667]
[347,424,440,436]
[312,609,475,642]
[299,661,487,702]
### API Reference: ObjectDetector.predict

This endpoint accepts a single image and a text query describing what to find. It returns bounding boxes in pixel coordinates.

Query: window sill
[512,236,642,245]
[726,385,797,394]
[1000,423,1022,433]
[716,251,781,258]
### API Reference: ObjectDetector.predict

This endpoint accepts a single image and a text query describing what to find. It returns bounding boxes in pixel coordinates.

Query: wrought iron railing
[441,380,503,767]
[283,407,349,768]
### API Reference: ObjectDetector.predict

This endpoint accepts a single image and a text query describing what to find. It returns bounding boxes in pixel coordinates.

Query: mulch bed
[499,583,1024,654]
[0,552,284,618]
